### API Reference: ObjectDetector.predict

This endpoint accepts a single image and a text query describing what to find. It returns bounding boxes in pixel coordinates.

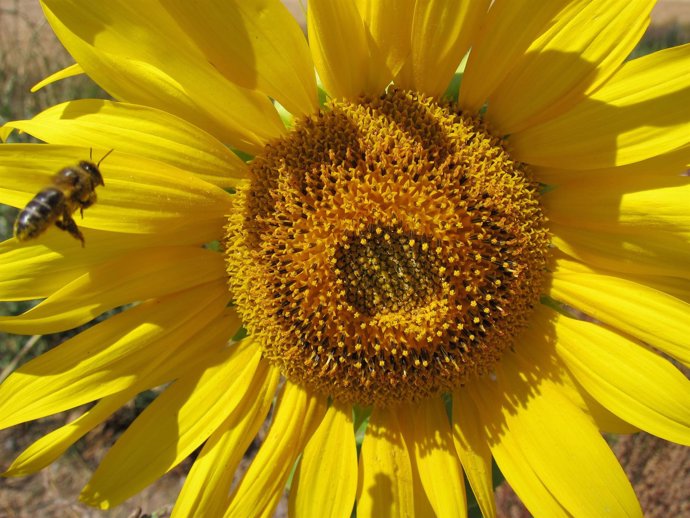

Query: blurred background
[0,1,689,516]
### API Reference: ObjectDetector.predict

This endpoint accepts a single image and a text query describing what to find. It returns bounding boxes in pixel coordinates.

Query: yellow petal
[620,273,690,307]
[452,389,497,518]
[5,308,240,478]
[409,458,437,518]
[551,222,690,279]
[0,247,225,334]
[552,260,690,367]
[544,173,690,235]
[0,225,221,301]
[171,361,280,518]
[160,0,317,117]
[0,233,123,301]
[41,0,285,153]
[30,63,83,93]
[552,314,690,445]
[4,388,137,477]
[289,401,358,518]
[471,351,642,517]
[81,339,263,509]
[0,283,232,429]
[511,43,690,168]
[533,143,690,186]
[459,0,578,113]
[397,398,467,518]
[0,145,230,235]
[396,0,489,97]
[307,0,372,98]
[225,382,327,518]
[3,100,248,188]
[356,0,415,90]
[357,407,415,518]
[486,0,654,134]
[522,304,638,434]
[470,381,569,518]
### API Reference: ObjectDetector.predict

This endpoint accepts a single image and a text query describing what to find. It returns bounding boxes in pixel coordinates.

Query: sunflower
[1,0,690,516]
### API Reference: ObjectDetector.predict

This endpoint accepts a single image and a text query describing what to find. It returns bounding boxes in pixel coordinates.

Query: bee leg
[78,196,96,218]
[55,215,85,247]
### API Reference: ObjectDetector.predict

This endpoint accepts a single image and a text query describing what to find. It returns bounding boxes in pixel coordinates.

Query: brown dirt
[652,0,690,25]
[614,433,690,518]
[0,0,64,72]
[0,404,182,518]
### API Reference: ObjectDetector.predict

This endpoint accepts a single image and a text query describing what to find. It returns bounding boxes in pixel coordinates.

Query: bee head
[79,161,106,187]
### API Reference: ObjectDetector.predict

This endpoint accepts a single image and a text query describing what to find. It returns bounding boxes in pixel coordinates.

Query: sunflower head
[1,2,689,518]
[226,88,551,406]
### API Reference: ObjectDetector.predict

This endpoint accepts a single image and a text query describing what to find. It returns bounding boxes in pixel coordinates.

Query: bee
[14,149,112,247]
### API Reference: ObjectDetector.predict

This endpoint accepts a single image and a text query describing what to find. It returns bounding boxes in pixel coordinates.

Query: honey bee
[14,149,112,246]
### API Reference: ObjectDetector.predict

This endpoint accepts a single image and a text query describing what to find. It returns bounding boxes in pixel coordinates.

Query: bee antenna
[97,148,115,167]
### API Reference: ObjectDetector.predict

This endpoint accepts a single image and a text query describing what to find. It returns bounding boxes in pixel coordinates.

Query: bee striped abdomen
[14,188,65,241]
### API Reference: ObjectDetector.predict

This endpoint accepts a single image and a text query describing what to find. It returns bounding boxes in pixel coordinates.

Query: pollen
[225,89,550,407]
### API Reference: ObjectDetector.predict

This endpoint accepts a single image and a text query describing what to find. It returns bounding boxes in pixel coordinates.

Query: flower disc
[226,89,550,406]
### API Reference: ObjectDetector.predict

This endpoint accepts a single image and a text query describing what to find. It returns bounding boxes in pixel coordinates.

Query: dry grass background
[0,1,689,517]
